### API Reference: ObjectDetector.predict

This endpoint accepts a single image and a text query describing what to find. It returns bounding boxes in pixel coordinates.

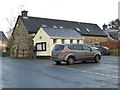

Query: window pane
[42,43,45,50]
[68,46,74,50]
[37,44,42,50]
[70,40,73,43]
[53,45,64,51]
[68,45,83,50]
[76,45,83,50]
[36,42,46,51]
[61,39,65,44]
[53,39,57,43]
[83,45,91,51]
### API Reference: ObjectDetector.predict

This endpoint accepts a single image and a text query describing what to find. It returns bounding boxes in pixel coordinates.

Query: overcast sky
[0,0,119,36]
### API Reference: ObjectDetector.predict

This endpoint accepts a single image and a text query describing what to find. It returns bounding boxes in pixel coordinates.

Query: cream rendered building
[33,27,83,57]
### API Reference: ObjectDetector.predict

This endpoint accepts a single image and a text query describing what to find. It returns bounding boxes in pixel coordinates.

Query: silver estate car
[51,44,101,65]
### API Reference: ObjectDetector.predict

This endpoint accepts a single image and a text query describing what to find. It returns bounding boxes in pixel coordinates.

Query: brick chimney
[21,10,28,17]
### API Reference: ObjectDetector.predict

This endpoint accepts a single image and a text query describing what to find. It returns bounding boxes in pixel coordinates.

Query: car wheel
[82,61,86,63]
[94,55,101,63]
[67,57,74,65]
[55,61,61,65]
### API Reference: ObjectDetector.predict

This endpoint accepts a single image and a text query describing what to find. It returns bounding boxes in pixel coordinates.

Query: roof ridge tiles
[20,16,96,25]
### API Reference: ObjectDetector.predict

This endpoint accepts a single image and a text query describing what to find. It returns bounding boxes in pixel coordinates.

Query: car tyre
[82,61,86,63]
[94,55,101,63]
[55,61,61,65]
[67,57,74,65]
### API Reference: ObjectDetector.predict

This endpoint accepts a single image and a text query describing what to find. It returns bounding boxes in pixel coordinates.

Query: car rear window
[53,45,64,51]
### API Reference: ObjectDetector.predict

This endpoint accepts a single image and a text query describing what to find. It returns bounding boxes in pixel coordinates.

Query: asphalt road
[1,56,119,88]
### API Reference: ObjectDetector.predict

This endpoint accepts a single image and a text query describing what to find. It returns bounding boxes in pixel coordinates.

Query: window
[53,45,64,51]
[70,40,73,43]
[41,25,47,28]
[59,26,63,29]
[77,40,79,43]
[40,36,42,39]
[61,39,65,44]
[53,39,57,43]
[68,45,74,50]
[68,45,83,50]
[53,25,58,28]
[86,28,90,32]
[83,45,91,51]
[75,27,81,31]
[36,42,46,51]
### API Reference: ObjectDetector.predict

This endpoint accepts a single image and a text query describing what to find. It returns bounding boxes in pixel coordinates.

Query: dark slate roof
[104,29,119,35]
[19,16,108,37]
[42,27,82,39]
[104,29,120,40]
[0,31,7,40]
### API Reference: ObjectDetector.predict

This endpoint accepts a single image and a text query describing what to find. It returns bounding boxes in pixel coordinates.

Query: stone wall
[11,18,34,58]
[83,36,107,46]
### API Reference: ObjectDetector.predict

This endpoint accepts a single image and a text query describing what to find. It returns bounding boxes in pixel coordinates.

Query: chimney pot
[102,23,107,30]
[21,10,28,17]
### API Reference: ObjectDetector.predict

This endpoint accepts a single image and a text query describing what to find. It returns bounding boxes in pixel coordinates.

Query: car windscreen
[92,47,98,50]
[103,47,109,49]
[53,45,64,51]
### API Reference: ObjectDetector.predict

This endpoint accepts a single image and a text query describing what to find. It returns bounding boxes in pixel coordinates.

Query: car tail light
[105,49,110,51]
[58,50,68,53]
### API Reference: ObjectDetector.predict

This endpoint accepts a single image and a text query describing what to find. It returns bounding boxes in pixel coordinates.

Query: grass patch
[110,48,120,56]
[111,53,120,56]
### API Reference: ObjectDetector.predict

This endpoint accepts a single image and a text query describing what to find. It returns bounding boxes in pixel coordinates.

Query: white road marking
[55,65,118,79]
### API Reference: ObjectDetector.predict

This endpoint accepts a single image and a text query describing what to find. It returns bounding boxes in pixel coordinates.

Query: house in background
[33,27,83,57]
[0,31,7,52]
[104,29,120,41]
[11,10,108,58]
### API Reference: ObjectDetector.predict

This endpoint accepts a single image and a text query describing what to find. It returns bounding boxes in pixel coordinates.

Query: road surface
[1,56,119,88]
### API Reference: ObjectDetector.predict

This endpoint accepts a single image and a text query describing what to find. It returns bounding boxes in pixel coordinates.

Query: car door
[67,45,84,60]
[82,45,95,59]
[75,45,85,60]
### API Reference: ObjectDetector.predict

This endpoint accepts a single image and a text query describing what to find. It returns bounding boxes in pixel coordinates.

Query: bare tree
[5,5,24,38]
[107,19,120,30]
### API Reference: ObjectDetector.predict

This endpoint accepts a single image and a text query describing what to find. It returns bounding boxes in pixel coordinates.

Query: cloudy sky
[0,0,119,36]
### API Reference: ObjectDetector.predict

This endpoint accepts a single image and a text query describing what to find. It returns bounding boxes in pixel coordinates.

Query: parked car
[92,47,99,50]
[51,44,101,65]
[96,46,111,55]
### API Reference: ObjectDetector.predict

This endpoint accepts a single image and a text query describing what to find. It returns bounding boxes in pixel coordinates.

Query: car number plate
[53,53,57,55]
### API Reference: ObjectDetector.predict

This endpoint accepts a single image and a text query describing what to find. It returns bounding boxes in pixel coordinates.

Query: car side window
[68,45,74,50]
[83,45,91,51]
[68,45,83,50]
[75,45,83,50]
